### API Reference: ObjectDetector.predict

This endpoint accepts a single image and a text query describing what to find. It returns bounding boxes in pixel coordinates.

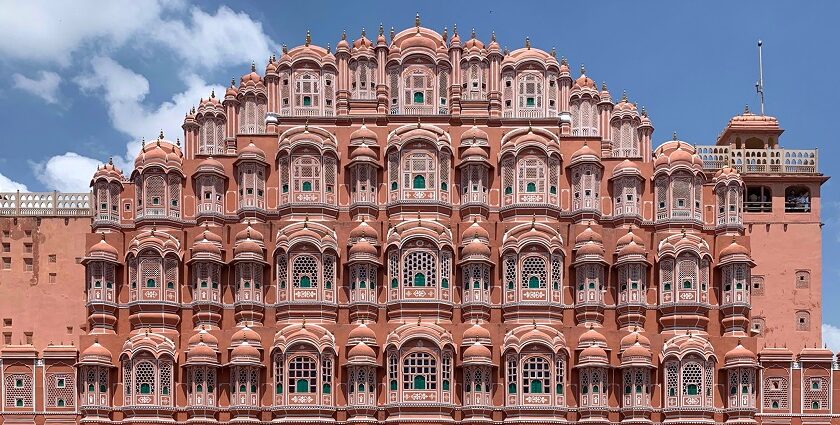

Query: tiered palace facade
[0,19,832,425]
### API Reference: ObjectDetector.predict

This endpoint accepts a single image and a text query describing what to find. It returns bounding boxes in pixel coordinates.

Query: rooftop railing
[695,146,819,174]
[0,191,92,216]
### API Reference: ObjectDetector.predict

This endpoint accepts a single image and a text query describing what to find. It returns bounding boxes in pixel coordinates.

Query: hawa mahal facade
[0,18,832,425]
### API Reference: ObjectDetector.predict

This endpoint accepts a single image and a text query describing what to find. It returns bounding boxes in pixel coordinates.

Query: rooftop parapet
[0,191,92,217]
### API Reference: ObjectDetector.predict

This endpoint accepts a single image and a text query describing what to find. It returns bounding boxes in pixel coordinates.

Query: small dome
[231,326,262,346]
[92,160,123,182]
[230,341,261,362]
[461,144,489,161]
[463,323,491,342]
[188,327,219,348]
[197,156,225,175]
[579,345,609,364]
[348,341,377,364]
[235,224,265,244]
[617,240,646,258]
[573,72,596,90]
[238,142,267,163]
[193,225,224,245]
[577,240,605,257]
[575,224,603,245]
[461,125,489,143]
[616,228,644,249]
[570,144,600,165]
[79,341,113,365]
[186,342,218,364]
[619,330,651,352]
[349,237,378,257]
[349,220,379,241]
[463,220,490,242]
[87,236,119,259]
[348,322,377,345]
[463,342,492,364]
[134,136,183,170]
[725,343,757,363]
[579,327,608,347]
[462,236,491,258]
[720,239,750,258]
[612,159,641,178]
[233,240,262,256]
[349,144,379,162]
[621,342,653,364]
[350,124,377,141]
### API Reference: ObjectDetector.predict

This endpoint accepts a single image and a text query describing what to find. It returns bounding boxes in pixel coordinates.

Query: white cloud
[0,173,29,192]
[0,1,273,70]
[12,71,62,104]
[822,323,840,353]
[30,153,101,192]
[73,56,223,171]
[0,0,172,65]
[153,6,275,69]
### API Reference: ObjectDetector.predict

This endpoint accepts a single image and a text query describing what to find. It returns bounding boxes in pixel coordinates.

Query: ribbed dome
[463,342,492,364]
[238,142,267,163]
[134,135,183,170]
[725,343,757,363]
[347,341,377,364]
[79,341,113,366]
[616,228,644,249]
[619,330,651,351]
[92,160,123,182]
[197,156,225,174]
[231,326,262,347]
[577,240,605,257]
[186,341,218,364]
[617,240,646,257]
[462,236,491,258]
[463,323,491,342]
[349,237,378,257]
[188,327,219,348]
[230,341,261,362]
[463,220,490,242]
[349,144,379,161]
[575,224,603,245]
[349,220,379,241]
[348,322,377,346]
[579,327,608,347]
[350,124,377,141]
[461,125,489,143]
[720,239,750,258]
[621,342,653,364]
[87,236,118,258]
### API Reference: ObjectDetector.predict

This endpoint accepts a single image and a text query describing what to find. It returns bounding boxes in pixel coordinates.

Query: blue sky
[0,1,837,340]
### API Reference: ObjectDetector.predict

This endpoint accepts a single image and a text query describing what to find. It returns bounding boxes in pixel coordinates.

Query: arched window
[517,72,543,115]
[522,356,550,394]
[288,356,316,393]
[572,164,601,212]
[403,352,437,390]
[402,65,434,114]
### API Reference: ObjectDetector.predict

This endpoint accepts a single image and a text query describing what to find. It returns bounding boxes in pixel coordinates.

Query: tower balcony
[696,146,819,174]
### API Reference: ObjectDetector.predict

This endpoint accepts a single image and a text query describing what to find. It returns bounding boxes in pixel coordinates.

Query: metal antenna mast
[755,39,765,115]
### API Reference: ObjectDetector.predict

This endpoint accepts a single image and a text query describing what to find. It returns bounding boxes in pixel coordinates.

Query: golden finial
[231,78,235,87]
[471,28,476,39]
[415,12,421,28]
[282,44,288,54]
[108,157,113,165]
[491,31,496,42]
[379,23,384,36]
[305,30,311,46]
[326,44,331,54]
[158,130,164,140]
[672,131,678,141]
[560,56,568,66]
[744,104,750,114]
[442,26,448,41]
[525,36,531,49]
[390,27,395,40]
[621,90,628,102]
[580,63,586,75]
[361,27,366,38]
[453,24,458,36]
[210,89,215,98]
[341,29,346,40]
[503,45,508,55]
[550,47,556,57]
[641,105,647,117]
[176,138,180,147]
[250,61,256,72]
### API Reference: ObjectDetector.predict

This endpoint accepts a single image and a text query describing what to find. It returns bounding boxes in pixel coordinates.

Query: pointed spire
[442,26,448,41]
[641,105,647,117]
[305,30,311,46]
[491,31,496,42]
[282,43,288,54]
[250,61,256,72]
[210,89,215,98]
[159,130,164,140]
[379,23,384,36]
[560,56,568,66]
[744,104,750,114]
[341,29,346,40]
[390,26,395,40]
[550,47,556,57]
[673,131,678,141]
[108,157,113,165]
[525,36,531,49]
[471,28,476,39]
[580,63,586,75]
[453,24,458,36]
[415,12,421,28]
[621,90,628,102]
[231,77,235,87]
[326,43,331,54]
[601,81,607,91]
[361,27,366,38]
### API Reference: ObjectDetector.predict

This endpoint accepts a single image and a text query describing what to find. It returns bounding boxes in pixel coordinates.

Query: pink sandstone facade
[0,19,833,425]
